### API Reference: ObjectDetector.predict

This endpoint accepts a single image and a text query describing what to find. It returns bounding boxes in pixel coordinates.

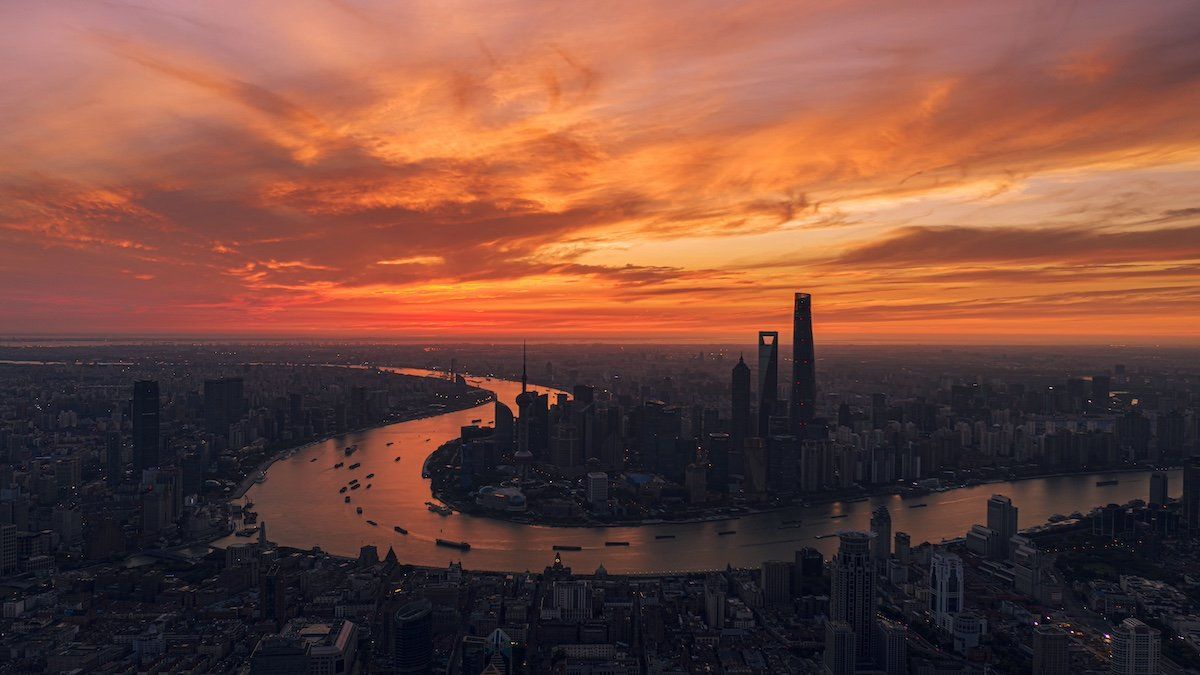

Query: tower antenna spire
[521,341,527,393]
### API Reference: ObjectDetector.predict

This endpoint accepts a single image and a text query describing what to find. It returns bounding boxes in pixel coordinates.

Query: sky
[2,1,1199,344]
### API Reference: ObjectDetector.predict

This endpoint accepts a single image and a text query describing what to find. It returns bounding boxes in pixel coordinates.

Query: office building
[757,331,779,436]
[131,380,160,473]
[1110,618,1160,675]
[1182,458,1200,533]
[830,531,875,663]
[823,620,856,675]
[761,560,791,606]
[1149,471,1168,508]
[876,617,908,675]
[986,494,1018,558]
[791,292,816,433]
[393,599,433,673]
[204,377,245,436]
[894,532,911,566]
[1032,625,1069,675]
[586,472,608,507]
[105,430,123,488]
[929,551,963,630]
[870,506,891,566]
[731,356,751,449]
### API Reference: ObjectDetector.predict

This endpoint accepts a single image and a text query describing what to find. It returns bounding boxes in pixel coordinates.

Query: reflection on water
[217,368,1181,573]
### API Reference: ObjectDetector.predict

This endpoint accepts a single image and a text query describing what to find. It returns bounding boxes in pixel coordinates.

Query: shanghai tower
[791,292,816,434]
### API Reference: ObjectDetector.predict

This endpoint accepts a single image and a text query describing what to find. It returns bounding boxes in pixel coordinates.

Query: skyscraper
[1149,471,1168,508]
[131,380,160,474]
[986,494,1018,558]
[791,292,816,435]
[823,621,856,675]
[757,331,778,437]
[870,506,891,567]
[731,356,751,449]
[204,377,245,435]
[1110,618,1160,675]
[1182,458,1200,533]
[830,531,875,663]
[1032,625,1069,675]
[929,551,963,630]
[393,599,433,674]
[105,430,123,488]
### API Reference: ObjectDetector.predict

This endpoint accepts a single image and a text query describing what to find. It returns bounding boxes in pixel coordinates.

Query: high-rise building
[731,356,751,449]
[131,380,161,474]
[1149,471,1169,508]
[929,551,963,630]
[791,292,816,434]
[761,560,791,606]
[0,523,16,576]
[204,377,245,435]
[823,620,857,675]
[393,599,433,674]
[870,506,891,566]
[757,331,779,436]
[105,430,123,488]
[1032,625,1069,675]
[1182,458,1200,533]
[986,494,1018,558]
[830,531,875,663]
[586,472,608,507]
[876,617,908,675]
[894,532,911,566]
[1110,618,1160,675]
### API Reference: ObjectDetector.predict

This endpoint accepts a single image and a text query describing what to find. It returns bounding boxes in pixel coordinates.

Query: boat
[394,456,402,462]
[830,514,848,519]
[310,457,317,462]
[394,526,408,534]
[386,442,394,446]
[344,445,357,456]
[366,473,375,479]
[365,484,372,489]
[553,545,582,551]
[471,418,482,424]
[815,533,837,540]
[339,486,348,493]
[605,541,630,547]
[334,462,344,468]
[366,520,378,526]
[909,503,928,509]
[351,484,361,490]
[425,438,430,442]
[426,502,452,515]
[356,507,363,515]
[344,496,351,503]
[718,530,737,536]
[436,539,471,551]
[348,462,361,470]
[655,534,676,540]
[1096,479,1119,487]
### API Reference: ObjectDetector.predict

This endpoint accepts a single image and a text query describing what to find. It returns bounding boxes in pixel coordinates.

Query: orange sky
[2,1,1199,343]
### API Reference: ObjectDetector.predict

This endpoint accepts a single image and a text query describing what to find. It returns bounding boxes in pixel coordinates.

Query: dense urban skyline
[3,1,1200,342]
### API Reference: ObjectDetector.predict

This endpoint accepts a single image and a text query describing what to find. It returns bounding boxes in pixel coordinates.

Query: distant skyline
[3,1,1200,343]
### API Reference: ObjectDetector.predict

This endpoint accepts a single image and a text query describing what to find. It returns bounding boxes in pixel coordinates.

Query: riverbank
[225,376,493,502]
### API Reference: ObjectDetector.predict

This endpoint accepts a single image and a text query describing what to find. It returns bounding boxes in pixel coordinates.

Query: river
[216,369,1180,574]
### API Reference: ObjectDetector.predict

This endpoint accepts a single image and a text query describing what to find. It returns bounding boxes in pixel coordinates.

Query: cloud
[1,0,1199,341]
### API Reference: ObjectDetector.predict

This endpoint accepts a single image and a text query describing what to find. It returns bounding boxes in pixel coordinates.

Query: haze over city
[3,1,1200,342]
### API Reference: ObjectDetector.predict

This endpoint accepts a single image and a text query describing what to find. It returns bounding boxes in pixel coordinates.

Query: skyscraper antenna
[521,341,528,393]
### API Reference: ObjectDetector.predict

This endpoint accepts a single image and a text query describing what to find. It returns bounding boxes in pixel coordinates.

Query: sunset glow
[3,1,1200,342]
